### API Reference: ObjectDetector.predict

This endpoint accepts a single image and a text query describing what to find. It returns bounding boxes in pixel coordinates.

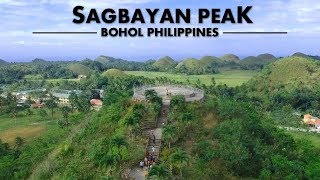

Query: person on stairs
[139,160,144,168]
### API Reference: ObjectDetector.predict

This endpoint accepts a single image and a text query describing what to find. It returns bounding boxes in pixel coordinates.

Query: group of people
[139,131,158,170]
[140,151,157,170]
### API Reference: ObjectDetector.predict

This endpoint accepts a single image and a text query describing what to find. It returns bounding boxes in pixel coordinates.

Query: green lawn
[125,70,258,87]
[0,108,61,131]
[287,131,320,149]
[0,108,62,145]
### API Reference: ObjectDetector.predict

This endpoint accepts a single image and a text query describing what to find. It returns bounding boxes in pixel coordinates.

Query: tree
[5,93,18,124]
[145,89,162,103]
[13,137,24,159]
[110,135,128,159]
[69,92,78,112]
[0,139,10,156]
[38,109,47,117]
[25,96,33,107]
[148,164,171,180]
[211,77,216,87]
[75,94,91,112]
[162,125,178,150]
[57,106,72,128]
[170,95,185,112]
[170,149,190,178]
[60,106,71,120]
[25,108,33,116]
[46,94,58,119]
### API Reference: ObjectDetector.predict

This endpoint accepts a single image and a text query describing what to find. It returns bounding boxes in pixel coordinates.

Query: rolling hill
[175,58,209,74]
[240,54,277,70]
[220,54,240,62]
[199,56,224,66]
[291,52,309,58]
[176,58,204,70]
[102,68,127,77]
[246,56,320,91]
[291,52,320,61]
[68,63,94,76]
[152,56,176,71]
[257,53,276,60]
[0,59,8,66]
[94,55,116,64]
[241,56,260,63]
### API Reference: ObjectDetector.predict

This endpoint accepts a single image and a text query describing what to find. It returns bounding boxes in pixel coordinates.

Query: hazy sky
[0,0,319,62]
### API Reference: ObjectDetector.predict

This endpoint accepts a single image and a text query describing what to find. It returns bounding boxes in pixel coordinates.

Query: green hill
[291,52,320,61]
[175,58,206,74]
[0,59,8,66]
[95,55,115,64]
[102,68,127,77]
[152,56,176,71]
[68,63,93,76]
[220,54,240,62]
[199,56,224,66]
[291,52,309,58]
[176,58,203,70]
[176,58,203,69]
[243,56,320,112]
[246,56,320,91]
[32,58,47,63]
[241,56,260,63]
[257,53,276,60]
[240,54,278,70]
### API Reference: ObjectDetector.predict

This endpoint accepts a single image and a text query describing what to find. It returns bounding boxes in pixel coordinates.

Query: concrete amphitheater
[133,85,204,104]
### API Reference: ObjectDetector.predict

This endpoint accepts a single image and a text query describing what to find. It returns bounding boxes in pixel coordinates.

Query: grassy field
[287,131,320,149]
[0,108,62,145]
[23,74,79,83]
[125,70,258,87]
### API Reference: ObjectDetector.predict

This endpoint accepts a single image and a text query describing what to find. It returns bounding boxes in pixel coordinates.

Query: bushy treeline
[0,61,75,84]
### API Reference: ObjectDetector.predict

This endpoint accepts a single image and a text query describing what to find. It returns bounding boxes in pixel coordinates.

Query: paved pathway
[128,105,168,180]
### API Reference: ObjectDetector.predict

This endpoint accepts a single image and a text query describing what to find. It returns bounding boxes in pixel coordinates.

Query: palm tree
[181,112,195,125]
[124,115,140,140]
[60,106,71,120]
[46,94,58,119]
[170,149,190,178]
[110,135,128,159]
[162,125,178,150]
[69,92,78,112]
[148,164,171,180]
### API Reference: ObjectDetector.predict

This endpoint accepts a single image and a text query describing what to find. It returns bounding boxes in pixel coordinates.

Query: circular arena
[133,85,205,104]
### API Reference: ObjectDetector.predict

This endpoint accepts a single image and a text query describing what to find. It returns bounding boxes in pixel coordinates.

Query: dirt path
[128,105,169,180]
[28,114,92,179]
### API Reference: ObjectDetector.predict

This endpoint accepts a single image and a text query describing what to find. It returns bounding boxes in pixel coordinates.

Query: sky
[0,0,319,62]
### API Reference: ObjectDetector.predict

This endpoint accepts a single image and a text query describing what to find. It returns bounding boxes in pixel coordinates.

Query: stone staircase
[128,105,168,180]
[146,137,162,162]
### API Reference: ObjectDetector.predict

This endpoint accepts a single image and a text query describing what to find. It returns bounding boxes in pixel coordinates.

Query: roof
[90,99,103,106]
[306,120,320,125]
[52,93,70,99]
[304,114,320,125]
[304,114,314,119]
[52,90,82,99]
